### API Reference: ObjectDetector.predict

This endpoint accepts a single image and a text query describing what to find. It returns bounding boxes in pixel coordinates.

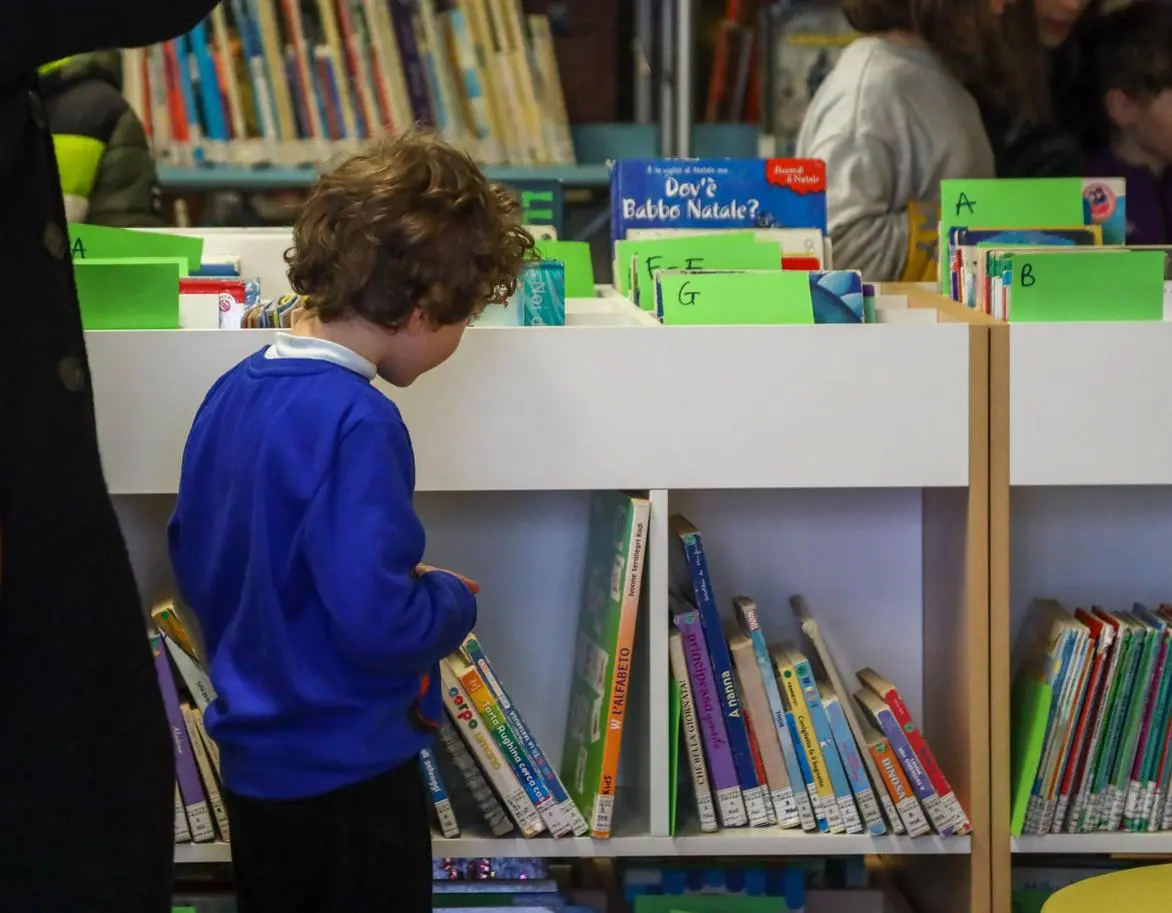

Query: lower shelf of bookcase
[176,833,969,864]
[1013,833,1172,854]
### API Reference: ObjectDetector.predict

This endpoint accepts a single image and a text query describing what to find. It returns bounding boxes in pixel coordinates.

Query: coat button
[27,90,46,129]
[57,356,86,393]
[42,222,67,259]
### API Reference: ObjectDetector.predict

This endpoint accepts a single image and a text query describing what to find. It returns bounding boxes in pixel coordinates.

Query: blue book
[610,159,828,247]
[822,685,886,835]
[460,633,590,836]
[170,32,205,162]
[418,747,460,838]
[809,270,864,323]
[669,515,769,827]
[509,261,566,326]
[782,645,862,833]
[189,19,228,141]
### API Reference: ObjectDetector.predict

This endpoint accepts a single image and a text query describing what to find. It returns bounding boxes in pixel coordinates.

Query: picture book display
[610,159,828,248]
[664,517,968,838]
[1012,598,1172,836]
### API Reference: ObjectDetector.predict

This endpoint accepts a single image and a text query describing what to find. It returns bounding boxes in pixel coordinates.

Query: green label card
[534,239,594,297]
[68,223,203,274]
[938,178,1086,292]
[1010,249,1166,322]
[75,257,183,330]
[657,269,814,325]
[615,233,781,300]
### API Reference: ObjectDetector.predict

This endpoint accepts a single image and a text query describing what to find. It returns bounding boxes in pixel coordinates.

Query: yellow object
[1042,864,1172,912]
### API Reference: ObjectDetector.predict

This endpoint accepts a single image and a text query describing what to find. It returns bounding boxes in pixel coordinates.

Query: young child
[796,0,1044,280]
[1085,0,1172,246]
[168,131,534,913]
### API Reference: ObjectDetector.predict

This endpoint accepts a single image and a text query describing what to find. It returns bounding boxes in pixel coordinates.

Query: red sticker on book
[765,159,827,195]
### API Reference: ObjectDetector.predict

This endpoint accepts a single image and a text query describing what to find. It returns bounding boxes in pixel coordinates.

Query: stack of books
[122,0,574,169]
[1012,599,1172,836]
[668,516,970,838]
[160,490,651,847]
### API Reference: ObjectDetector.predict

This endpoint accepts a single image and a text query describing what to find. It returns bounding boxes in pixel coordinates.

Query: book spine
[151,633,214,842]
[182,703,229,842]
[742,704,777,825]
[173,783,192,843]
[388,0,435,121]
[419,747,460,838]
[191,707,221,778]
[670,632,719,833]
[740,605,816,831]
[869,701,952,836]
[1057,625,1112,832]
[1140,640,1172,830]
[1107,627,1154,830]
[825,695,884,836]
[439,661,543,837]
[165,635,217,712]
[462,633,589,836]
[779,660,840,832]
[588,496,649,839]
[678,529,768,826]
[674,609,746,827]
[1084,626,1131,830]
[873,682,970,835]
[785,710,827,831]
[793,660,861,834]
[437,717,513,836]
[454,659,570,837]
[869,737,931,837]
[1093,629,1142,829]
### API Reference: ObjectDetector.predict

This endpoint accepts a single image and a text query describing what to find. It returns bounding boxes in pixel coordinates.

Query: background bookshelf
[991,324,1172,910]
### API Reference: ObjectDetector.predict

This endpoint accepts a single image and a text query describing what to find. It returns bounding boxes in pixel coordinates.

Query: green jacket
[38,52,163,227]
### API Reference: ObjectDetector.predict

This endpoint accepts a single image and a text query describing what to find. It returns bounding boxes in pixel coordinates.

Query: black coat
[0,3,217,911]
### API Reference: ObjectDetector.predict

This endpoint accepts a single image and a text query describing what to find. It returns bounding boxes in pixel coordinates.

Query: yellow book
[151,601,201,662]
[772,643,844,833]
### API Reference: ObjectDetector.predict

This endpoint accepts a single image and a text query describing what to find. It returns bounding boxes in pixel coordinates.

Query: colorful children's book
[773,645,840,833]
[610,159,828,247]
[669,629,719,833]
[561,491,650,838]
[861,720,930,837]
[672,599,747,828]
[419,746,461,838]
[670,516,770,827]
[436,716,514,836]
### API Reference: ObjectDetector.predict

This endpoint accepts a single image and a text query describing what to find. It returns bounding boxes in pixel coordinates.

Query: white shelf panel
[89,323,975,494]
[1013,833,1172,854]
[175,833,969,864]
[1010,323,1172,486]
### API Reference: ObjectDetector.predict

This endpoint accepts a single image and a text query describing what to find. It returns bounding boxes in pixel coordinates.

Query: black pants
[223,759,432,913]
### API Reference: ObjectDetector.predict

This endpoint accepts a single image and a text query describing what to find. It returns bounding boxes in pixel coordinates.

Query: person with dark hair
[0,5,219,911]
[168,129,534,913]
[795,0,1044,281]
[1084,0,1172,244]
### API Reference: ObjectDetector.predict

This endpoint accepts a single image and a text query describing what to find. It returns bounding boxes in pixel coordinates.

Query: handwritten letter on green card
[615,233,781,299]
[75,258,183,330]
[938,178,1086,292]
[657,270,814,325]
[68,223,203,274]
[1010,250,1165,322]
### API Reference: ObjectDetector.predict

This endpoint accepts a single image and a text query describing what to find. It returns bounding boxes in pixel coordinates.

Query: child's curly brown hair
[286,129,535,327]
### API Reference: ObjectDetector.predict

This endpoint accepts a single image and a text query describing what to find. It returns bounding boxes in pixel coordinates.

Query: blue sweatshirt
[168,335,477,800]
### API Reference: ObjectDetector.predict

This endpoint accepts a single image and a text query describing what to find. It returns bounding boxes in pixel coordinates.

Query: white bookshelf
[92,276,988,913]
[992,324,1172,908]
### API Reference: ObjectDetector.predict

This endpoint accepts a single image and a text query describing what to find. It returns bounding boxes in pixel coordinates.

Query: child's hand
[416,563,479,594]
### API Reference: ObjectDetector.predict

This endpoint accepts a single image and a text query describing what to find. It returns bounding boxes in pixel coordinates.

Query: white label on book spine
[1108,786,1127,829]
[715,787,747,828]
[795,790,818,832]
[922,794,953,835]
[186,802,215,842]
[173,785,191,843]
[1052,795,1070,833]
[878,792,904,835]
[896,797,930,837]
[822,794,846,833]
[1123,781,1142,825]
[744,786,771,828]
[1038,798,1056,835]
[771,787,800,828]
[695,791,719,833]
[839,797,864,834]
[1142,782,1157,823]
[435,798,459,838]
[591,793,614,837]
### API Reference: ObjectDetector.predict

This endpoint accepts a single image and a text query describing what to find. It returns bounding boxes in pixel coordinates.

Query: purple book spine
[387,0,433,122]
[151,632,213,840]
[673,608,747,827]
[871,702,953,836]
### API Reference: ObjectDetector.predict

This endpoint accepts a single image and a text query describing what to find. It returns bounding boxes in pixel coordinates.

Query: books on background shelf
[122,0,575,169]
[1011,598,1172,837]
[437,490,650,842]
[666,516,969,839]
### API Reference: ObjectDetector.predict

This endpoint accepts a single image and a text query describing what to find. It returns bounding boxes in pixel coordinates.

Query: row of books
[122,0,574,169]
[668,516,970,838]
[1012,599,1172,836]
